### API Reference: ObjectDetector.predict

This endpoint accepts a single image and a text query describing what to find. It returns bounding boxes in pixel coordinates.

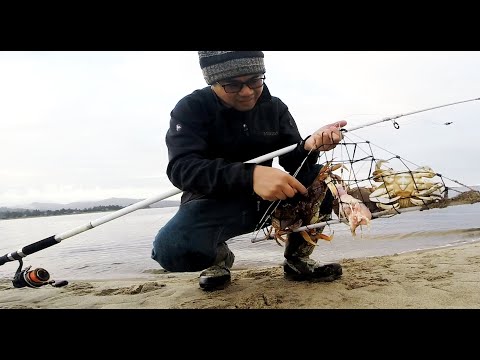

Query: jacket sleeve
[165,96,256,197]
[276,99,320,176]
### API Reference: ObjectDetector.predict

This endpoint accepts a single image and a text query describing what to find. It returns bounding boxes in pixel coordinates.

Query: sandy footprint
[96,281,166,296]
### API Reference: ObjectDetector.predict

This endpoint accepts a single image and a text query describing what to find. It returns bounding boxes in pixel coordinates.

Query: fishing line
[343,130,478,193]
[252,148,317,240]
[1,96,479,285]
[254,97,480,244]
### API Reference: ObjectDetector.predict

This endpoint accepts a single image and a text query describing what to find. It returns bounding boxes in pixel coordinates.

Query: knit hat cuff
[199,51,265,85]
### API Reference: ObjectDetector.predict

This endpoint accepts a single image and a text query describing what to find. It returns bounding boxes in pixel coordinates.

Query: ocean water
[1,199,479,282]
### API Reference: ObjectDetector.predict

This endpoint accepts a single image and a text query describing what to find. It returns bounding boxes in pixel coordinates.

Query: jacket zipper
[243,123,249,136]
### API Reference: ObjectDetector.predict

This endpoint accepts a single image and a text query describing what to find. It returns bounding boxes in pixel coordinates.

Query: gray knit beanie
[198,51,265,85]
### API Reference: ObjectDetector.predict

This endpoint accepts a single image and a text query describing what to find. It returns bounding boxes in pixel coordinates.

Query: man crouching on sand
[151,51,346,291]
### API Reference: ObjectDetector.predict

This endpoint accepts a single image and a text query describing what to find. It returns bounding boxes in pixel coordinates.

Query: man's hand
[253,165,307,201]
[304,120,347,152]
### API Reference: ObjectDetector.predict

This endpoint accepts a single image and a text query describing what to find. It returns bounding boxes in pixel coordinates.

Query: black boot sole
[199,274,231,291]
[283,263,342,282]
[284,271,341,282]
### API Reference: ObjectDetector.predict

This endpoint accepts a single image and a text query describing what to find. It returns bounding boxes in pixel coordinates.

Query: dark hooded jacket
[165,85,319,204]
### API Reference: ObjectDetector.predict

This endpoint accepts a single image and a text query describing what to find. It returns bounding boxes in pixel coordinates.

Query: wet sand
[1,241,479,309]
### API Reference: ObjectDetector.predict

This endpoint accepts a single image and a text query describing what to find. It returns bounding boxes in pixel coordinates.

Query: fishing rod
[339,96,480,133]
[252,202,456,244]
[1,96,478,287]
[243,97,479,165]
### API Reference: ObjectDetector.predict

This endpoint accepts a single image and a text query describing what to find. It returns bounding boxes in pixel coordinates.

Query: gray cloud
[1,51,479,206]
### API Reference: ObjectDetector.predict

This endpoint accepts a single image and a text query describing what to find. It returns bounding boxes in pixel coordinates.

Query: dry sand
[1,241,480,309]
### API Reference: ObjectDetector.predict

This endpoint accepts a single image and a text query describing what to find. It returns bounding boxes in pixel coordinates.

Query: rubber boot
[283,231,342,282]
[199,243,235,291]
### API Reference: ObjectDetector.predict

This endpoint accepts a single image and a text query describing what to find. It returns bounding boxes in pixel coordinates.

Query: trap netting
[253,132,480,244]
[324,132,479,215]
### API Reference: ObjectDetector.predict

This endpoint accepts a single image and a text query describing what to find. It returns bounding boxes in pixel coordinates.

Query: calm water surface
[1,202,479,282]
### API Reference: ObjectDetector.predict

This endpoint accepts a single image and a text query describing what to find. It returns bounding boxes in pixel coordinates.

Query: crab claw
[314,232,334,242]
[300,231,319,246]
[299,230,333,245]
[369,195,402,204]
[326,181,339,198]
[377,202,400,210]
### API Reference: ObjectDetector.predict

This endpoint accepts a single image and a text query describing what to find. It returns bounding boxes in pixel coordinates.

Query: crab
[368,160,445,210]
[330,182,373,237]
[268,161,373,245]
[267,162,341,246]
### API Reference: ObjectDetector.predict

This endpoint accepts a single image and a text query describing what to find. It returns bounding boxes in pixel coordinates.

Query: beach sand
[1,241,480,309]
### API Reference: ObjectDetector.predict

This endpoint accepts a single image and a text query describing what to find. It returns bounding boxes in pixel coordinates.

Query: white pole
[1,96,478,265]
[36,96,480,242]
[55,96,480,241]
[55,145,301,242]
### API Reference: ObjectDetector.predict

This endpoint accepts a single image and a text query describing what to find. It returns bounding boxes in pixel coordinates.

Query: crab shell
[269,162,340,245]
[327,181,372,237]
[369,160,445,210]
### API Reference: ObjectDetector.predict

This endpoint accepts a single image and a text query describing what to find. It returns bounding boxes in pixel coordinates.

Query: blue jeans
[151,197,267,272]
[151,164,324,272]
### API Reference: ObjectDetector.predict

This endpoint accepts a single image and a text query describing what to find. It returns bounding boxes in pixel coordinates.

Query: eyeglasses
[217,76,266,93]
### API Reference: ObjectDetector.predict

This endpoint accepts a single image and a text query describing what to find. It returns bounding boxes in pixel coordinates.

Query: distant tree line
[0,205,124,220]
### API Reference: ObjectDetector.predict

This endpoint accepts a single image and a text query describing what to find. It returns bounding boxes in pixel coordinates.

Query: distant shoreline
[0,203,180,221]
[2,189,479,221]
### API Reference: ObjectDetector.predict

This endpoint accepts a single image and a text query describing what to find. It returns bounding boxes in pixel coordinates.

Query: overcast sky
[1,51,479,207]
